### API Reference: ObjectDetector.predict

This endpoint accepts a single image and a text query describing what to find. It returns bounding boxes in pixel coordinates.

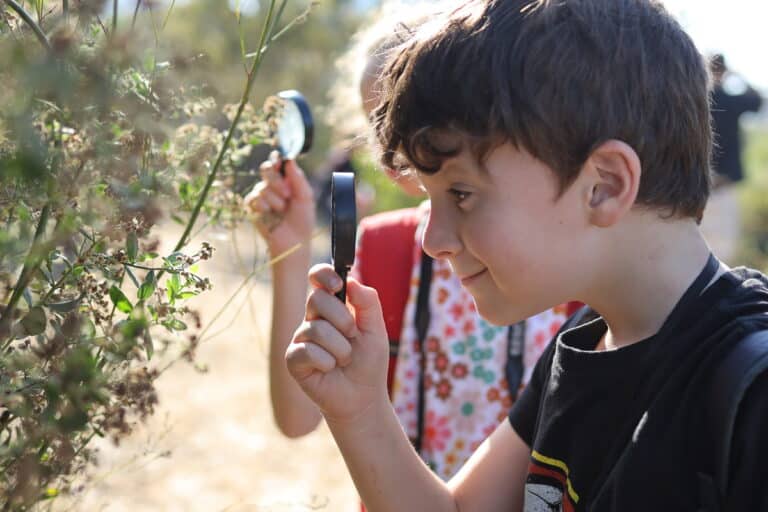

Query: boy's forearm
[268,246,322,437]
[327,398,459,512]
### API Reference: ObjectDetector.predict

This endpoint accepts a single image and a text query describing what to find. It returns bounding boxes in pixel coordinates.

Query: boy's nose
[421,209,461,260]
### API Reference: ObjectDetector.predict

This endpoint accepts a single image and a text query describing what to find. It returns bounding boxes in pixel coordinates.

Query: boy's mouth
[459,268,487,286]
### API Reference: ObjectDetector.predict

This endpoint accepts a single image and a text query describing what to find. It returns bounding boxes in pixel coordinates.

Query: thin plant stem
[147,1,159,47]
[3,0,52,52]
[112,0,118,33]
[166,0,283,262]
[0,202,51,347]
[131,0,141,30]
[161,0,175,29]
[198,230,320,342]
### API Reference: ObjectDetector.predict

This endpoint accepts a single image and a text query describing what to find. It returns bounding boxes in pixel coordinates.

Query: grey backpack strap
[700,330,768,511]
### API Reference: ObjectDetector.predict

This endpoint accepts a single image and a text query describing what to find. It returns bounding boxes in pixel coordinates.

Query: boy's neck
[583,214,713,350]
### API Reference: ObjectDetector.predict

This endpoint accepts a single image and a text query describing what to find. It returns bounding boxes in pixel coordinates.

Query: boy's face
[419,142,585,325]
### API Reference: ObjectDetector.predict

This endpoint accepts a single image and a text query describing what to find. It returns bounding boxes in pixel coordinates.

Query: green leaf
[178,291,199,300]
[167,273,181,303]
[127,233,139,262]
[143,329,154,360]
[119,318,147,339]
[137,271,156,300]
[179,181,190,201]
[82,318,96,338]
[109,286,133,313]
[163,318,187,331]
[21,307,47,335]
[22,288,33,308]
[139,252,159,262]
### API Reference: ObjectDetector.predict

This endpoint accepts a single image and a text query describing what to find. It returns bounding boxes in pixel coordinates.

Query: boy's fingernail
[331,277,343,290]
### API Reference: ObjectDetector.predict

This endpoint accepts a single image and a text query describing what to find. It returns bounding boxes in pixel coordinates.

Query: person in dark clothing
[709,53,763,186]
[701,54,763,262]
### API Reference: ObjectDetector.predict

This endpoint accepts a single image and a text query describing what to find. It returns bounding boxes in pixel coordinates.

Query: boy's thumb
[284,160,313,199]
[346,278,385,336]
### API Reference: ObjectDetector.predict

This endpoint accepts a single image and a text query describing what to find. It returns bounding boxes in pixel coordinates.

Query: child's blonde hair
[324,0,446,148]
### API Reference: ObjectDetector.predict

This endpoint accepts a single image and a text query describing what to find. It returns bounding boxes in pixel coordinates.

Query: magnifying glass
[331,172,356,302]
[271,89,314,175]
[256,90,313,230]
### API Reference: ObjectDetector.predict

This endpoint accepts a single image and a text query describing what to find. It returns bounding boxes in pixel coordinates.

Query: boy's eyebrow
[438,154,489,182]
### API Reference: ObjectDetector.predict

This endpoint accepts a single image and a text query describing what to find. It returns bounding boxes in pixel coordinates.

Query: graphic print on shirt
[524,450,580,512]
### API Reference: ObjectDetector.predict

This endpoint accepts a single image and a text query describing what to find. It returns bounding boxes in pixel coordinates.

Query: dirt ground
[54,221,358,512]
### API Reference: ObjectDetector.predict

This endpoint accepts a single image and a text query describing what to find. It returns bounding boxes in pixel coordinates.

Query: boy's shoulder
[711,266,768,316]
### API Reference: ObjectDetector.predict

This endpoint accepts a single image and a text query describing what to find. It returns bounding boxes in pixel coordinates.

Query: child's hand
[286,264,390,424]
[244,154,316,255]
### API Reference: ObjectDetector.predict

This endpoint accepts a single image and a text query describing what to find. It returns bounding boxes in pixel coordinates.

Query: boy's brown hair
[373,0,712,220]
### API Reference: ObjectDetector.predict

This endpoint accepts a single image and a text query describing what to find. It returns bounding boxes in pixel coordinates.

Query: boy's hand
[244,154,316,255]
[286,264,390,424]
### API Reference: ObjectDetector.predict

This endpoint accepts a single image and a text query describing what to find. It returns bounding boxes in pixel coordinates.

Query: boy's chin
[473,299,529,327]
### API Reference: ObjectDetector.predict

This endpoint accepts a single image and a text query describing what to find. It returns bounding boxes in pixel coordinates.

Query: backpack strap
[413,251,433,454]
[699,329,768,512]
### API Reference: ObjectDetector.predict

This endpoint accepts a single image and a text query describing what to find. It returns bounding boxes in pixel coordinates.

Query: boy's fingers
[306,288,358,340]
[346,278,385,334]
[293,319,353,368]
[286,340,337,376]
[308,264,344,294]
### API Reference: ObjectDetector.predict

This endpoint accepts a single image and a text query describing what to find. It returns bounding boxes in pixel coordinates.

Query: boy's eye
[449,188,471,204]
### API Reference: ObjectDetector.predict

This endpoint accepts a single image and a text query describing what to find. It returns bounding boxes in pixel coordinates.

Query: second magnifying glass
[272,89,313,175]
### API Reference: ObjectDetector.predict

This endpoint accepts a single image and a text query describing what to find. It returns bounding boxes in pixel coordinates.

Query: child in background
[246,1,574,481]
[286,0,768,510]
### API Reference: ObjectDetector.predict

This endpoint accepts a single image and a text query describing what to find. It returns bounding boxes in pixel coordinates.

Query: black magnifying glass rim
[277,89,314,155]
[331,172,357,272]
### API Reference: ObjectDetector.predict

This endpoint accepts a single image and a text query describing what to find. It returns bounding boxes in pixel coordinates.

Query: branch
[131,0,141,30]
[0,202,52,345]
[112,0,118,33]
[169,0,283,256]
[3,0,52,52]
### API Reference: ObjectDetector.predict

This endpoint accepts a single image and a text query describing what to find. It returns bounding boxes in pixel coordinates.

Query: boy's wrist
[323,393,393,437]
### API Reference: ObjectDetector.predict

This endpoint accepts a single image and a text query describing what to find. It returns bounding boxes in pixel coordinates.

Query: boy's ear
[582,140,641,228]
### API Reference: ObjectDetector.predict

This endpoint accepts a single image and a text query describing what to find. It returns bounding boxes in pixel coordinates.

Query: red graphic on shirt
[525,455,578,512]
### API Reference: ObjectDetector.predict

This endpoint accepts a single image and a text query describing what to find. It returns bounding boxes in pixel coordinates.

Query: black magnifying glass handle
[331,172,357,302]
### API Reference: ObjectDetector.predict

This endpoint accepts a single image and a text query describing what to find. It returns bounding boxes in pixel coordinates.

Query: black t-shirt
[509,263,768,511]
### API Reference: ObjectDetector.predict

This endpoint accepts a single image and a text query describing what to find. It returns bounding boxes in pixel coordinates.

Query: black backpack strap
[505,321,525,401]
[699,329,768,511]
[413,251,433,454]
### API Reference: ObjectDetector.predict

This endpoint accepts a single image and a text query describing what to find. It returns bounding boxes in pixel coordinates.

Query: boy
[286,0,768,510]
